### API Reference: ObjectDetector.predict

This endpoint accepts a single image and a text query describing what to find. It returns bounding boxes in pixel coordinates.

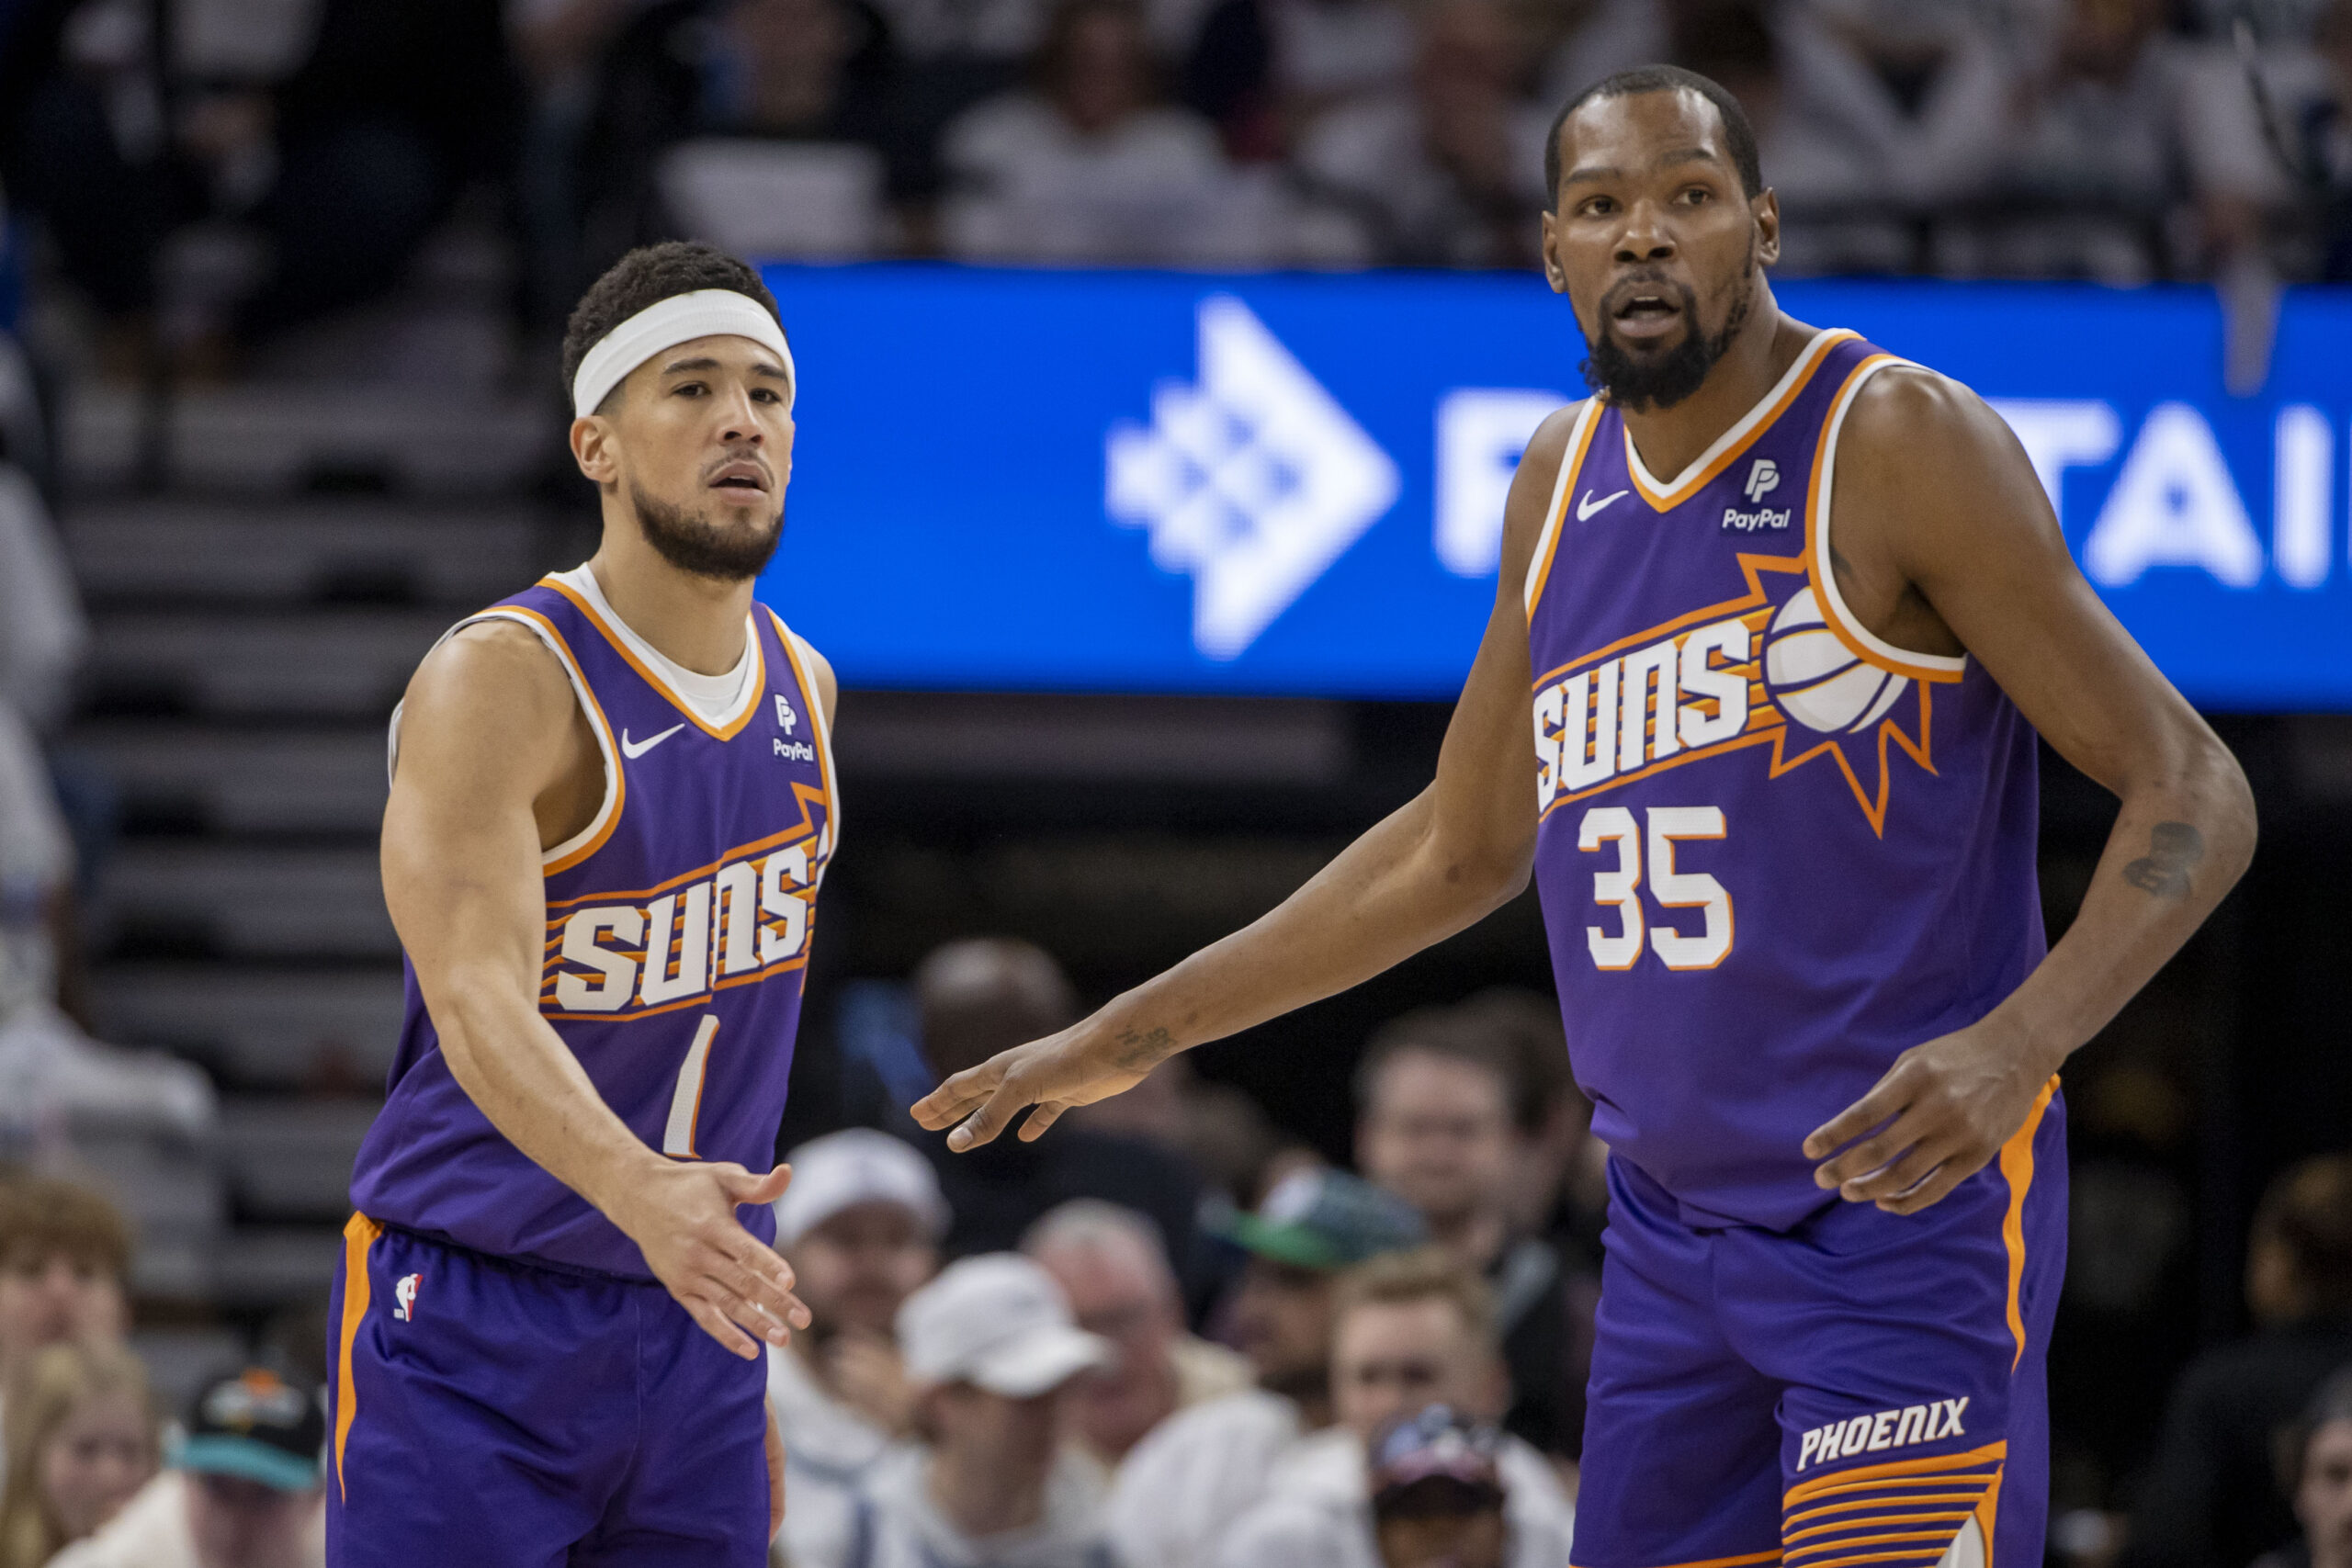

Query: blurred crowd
[6,0,2352,376]
[0,929,2346,1564]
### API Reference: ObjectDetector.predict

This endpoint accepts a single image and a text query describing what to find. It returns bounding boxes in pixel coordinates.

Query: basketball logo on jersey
[1532,553,1951,837]
[392,1272,421,1322]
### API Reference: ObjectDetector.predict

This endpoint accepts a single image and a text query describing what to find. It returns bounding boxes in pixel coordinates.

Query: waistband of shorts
[366,1218,661,1287]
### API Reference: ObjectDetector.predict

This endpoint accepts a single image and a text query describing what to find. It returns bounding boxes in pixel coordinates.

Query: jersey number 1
[1577,806,1733,970]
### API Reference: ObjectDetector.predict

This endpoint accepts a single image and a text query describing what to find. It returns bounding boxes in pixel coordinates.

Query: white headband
[571,288,796,419]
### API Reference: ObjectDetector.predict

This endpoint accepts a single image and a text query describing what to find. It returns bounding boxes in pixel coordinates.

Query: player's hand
[1803,1017,2061,1215]
[765,1403,786,1540]
[910,1018,1176,1151]
[607,1159,812,1358]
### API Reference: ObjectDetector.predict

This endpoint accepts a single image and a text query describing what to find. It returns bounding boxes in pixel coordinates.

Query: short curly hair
[560,242,786,412]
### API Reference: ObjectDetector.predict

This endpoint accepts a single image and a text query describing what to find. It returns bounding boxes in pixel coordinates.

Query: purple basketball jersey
[348,574,837,1278]
[1526,330,2043,1231]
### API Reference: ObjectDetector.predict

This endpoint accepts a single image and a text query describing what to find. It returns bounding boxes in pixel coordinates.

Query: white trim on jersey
[1621,328,1855,504]
[1522,400,1601,617]
[1812,355,1971,679]
[387,609,625,869]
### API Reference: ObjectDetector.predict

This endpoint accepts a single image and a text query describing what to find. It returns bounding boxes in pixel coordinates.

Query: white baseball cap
[775,1129,951,1249]
[897,1255,1113,1398]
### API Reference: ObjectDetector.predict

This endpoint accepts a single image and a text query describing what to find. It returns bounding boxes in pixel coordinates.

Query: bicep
[1880,388,2209,796]
[380,633,576,992]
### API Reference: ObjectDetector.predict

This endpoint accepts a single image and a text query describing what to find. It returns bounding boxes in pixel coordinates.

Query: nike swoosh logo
[1577,488,1629,521]
[619,723,686,760]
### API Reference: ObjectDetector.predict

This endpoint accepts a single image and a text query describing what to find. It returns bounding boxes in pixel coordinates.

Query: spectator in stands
[1022,1200,1250,1469]
[1217,1248,1575,1568]
[571,0,904,284]
[1362,1409,1515,1568]
[0,1179,129,1431]
[0,1341,157,1565]
[1354,1013,1578,1457]
[768,1128,947,1568]
[2122,1154,2352,1568]
[1951,0,2187,282]
[2257,1367,2352,1568]
[1108,1168,1423,1568]
[1531,0,1667,108]
[1182,0,1416,159]
[904,939,1209,1299]
[841,1254,1114,1568]
[1295,0,1552,266]
[2182,0,2352,283]
[50,1364,323,1568]
[941,0,1250,263]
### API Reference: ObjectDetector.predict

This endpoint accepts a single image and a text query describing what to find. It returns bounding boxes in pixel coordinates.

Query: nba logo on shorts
[1744,458,1780,503]
[1763,586,1910,733]
[392,1273,422,1322]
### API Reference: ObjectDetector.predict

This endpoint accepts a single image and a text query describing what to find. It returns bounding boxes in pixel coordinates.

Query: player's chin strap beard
[1583,244,1758,414]
[628,481,785,583]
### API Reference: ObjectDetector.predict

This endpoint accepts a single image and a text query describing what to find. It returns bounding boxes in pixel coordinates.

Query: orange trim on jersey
[2001,1076,2059,1368]
[1800,358,1966,686]
[1526,402,1604,616]
[333,1213,381,1503]
[1781,1552,1960,1568]
[1624,330,1858,512]
[770,609,840,863]
[541,788,829,912]
[541,575,766,740]
[1571,1551,1781,1568]
[1785,1529,1976,1562]
[485,604,628,876]
[1785,1442,2007,1507]
[1786,1493,1989,1527]
[1786,1510,1974,1545]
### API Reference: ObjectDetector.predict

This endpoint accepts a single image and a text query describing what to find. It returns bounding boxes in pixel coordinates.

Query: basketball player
[916,69,2257,1568]
[327,242,838,1565]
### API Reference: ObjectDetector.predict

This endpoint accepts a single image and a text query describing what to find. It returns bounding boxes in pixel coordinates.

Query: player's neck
[582,535,754,677]
[1616,301,1804,485]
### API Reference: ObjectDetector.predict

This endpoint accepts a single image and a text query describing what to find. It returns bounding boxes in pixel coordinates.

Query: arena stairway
[45,218,577,1373]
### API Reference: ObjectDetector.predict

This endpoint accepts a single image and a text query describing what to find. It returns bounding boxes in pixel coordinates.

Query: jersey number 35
[1577,806,1732,971]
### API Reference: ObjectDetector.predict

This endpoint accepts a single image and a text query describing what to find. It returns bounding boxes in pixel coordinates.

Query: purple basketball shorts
[324,1215,770,1566]
[1573,1086,2065,1568]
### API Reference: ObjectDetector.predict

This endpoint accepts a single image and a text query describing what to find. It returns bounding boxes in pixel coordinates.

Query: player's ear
[1752,188,1781,269]
[571,414,619,490]
[1539,210,1566,295]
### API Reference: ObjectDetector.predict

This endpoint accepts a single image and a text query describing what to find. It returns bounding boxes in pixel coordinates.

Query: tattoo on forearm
[2122,821,2204,900]
[1112,1025,1174,1071]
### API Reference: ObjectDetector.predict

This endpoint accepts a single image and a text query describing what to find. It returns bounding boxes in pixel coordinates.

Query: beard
[629,482,785,582]
[1581,248,1757,413]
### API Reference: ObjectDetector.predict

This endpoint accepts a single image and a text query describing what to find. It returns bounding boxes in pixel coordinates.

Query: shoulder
[1115,1390,1296,1488]
[409,616,578,715]
[48,1472,191,1567]
[766,609,839,727]
[1838,360,2017,475]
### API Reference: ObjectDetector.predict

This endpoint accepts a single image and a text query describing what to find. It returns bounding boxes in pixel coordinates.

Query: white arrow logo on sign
[1106,296,1399,660]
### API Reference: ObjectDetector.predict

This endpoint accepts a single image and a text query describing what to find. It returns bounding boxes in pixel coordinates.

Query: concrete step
[96,842,395,960]
[84,607,448,719]
[218,1098,380,1224]
[64,500,545,609]
[67,724,388,837]
[64,385,549,493]
[96,964,404,1089]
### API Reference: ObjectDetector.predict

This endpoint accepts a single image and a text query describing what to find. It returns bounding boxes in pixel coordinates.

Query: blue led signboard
[758,265,2352,709]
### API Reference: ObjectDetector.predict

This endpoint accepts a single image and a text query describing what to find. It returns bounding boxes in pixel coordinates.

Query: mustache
[1600,271,1696,316]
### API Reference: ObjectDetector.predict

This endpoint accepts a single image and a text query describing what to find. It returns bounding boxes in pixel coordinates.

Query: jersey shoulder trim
[1522,400,1605,617]
[386,605,626,875]
[1806,355,1969,683]
[767,607,841,869]
[1623,328,1859,512]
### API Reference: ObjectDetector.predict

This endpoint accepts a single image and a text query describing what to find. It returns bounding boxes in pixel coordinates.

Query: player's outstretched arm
[1804,370,2258,1213]
[382,623,811,1357]
[912,407,1583,1151]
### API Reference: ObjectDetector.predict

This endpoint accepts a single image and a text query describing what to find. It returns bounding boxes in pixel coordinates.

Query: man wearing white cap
[826,1255,1117,1568]
[769,1130,949,1568]
[336,240,836,1564]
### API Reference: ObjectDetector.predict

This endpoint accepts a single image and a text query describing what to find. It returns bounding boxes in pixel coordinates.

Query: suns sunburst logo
[1531,552,1953,837]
